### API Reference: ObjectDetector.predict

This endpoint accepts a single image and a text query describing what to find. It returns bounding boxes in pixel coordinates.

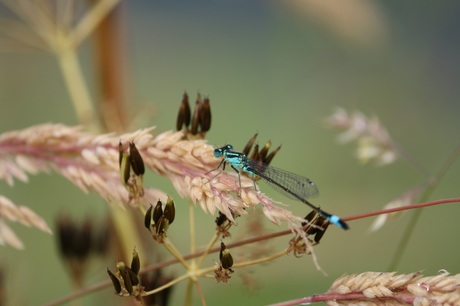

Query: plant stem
[233,249,287,268]
[111,206,144,262]
[57,47,99,130]
[70,0,121,49]
[387,143,460,270]
[193,279,207,306]
[184,280,193,306]
[196,232,221,268]
[189,201,196,263]
[144,272,190,296]
[163,237,191,270]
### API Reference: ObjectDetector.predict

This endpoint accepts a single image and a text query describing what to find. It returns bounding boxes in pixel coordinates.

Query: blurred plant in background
[326,108,398,166]
[327,107,460,274]
[0,1,459,306]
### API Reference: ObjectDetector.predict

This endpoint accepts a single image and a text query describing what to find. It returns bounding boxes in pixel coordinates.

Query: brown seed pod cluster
[107,248,144,300]
[241,133,281,180]
[287,210,329,258]
[119,141,145,201]
[214,242,234,283]
[176,92,211,139]
[144,197,176,243]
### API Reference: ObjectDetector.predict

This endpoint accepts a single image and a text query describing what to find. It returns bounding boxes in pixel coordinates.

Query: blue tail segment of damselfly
[211,144,349,230]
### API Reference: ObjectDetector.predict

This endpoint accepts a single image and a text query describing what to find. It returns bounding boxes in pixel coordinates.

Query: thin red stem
[344,197,460,222]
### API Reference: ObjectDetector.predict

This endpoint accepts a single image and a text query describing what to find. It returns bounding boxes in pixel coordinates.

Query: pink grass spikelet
[0,195,52,249]
[0,123,320,252]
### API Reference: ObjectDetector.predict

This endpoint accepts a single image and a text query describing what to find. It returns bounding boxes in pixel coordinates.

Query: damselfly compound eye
[213,148,222,158]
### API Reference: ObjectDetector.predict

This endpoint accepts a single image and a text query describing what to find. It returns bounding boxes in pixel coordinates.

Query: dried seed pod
[302,210,329,243]
[242,134,281,165]
[119,140,145,199]
[242,133,258,156]
[119,143,131,186]
[264,144,282,165]
[215,211,235,238]
[219,242,234,270]
[107,267,122,294]
[129,142,145,176]
[182,93,191,127]
[313,221,329,243]
[144,204,153,230]
[131,247,140,275]
[177,92,212,138]
[199,96,211,132]
[215,211,228,227]
[56,214,76,258]
[219,242,226,262]
[57,214,111,263]
[259,140,272,160]
[127,267,140,286]
[302,210,318,236]
[153,200,163,225]
[191,95,202,135]
[117,262,133,295]
[155,216,169,236]
[73,218,92,260]
[164,197,175,225]
[177,92,191,131]
[249,144,260,161]
[118,140,123,167]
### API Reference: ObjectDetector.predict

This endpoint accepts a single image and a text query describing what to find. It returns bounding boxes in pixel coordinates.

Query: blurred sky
[0,1,459,305]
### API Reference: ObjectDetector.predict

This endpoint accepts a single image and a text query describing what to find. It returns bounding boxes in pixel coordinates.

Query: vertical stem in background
[186,203,198,305]
[57,0,139,270]
[72,0,120,48]
[57,47,100,131]
[189,202,196,263]
[184,280,194,306]
[388,143,460,271]
[87,0,141,272]
[111,205,145,263]
[91,0,129,132]
[79,0,141,270]
[196,232,220,268]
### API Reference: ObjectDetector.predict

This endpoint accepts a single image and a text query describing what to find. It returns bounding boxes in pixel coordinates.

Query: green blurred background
[0,1,459,305]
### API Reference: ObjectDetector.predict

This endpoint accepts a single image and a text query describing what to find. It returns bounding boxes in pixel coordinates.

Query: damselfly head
[214,145,233,157]
[213,148,223,158]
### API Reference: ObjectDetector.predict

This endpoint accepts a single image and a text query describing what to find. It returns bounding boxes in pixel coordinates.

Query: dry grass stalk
[328,270,460,305]
[0,123,313,253]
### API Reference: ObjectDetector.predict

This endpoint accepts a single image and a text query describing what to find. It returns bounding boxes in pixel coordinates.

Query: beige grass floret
[328,270,460,305]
